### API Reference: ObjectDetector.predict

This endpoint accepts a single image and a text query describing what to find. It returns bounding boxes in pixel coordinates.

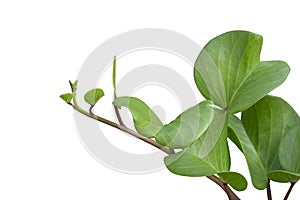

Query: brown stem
[73,105,172,155]
[89,105,95,115]
[114,104,176,157]
[207,175,240,200]
[111,100,238,199]
[267,179,272,200]
[68,81,240,199]
[283,182,296,200]
[72,104,239,199]
[114,105,125,126]
[169,148,175,154]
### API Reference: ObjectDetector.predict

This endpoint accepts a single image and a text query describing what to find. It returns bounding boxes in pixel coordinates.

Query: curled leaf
[112,56,117,98]
[112,96,163,138]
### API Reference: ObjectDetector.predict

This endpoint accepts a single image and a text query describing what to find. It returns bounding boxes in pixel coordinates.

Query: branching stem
[68,80,240,200]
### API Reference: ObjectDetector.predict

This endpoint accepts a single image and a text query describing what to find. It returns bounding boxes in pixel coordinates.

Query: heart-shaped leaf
[194,30,290,113]
[112,96,163,138]
[60,93,73,103]
[164,109,247,191]
[241,95,300,183]
[155,100,214,148]
[84,88,105,105]
[164,109,230,175]
[218,172,248,191]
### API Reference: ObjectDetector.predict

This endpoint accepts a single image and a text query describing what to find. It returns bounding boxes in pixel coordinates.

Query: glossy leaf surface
[194,31,289,113]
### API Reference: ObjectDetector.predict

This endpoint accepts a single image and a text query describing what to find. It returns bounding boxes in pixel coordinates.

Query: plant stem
[208,176,240,200]
[114,105,125,126]
[77,105,172,154]
[73,103,239,199]
[267,179,272,200]
[70,103,239,199]
[283,182,296,200]
[68,80,240,200]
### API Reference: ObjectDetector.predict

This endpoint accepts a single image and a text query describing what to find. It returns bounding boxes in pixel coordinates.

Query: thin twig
[114,102,176,158]
[80,106,172,155]
[114,105,125,126]
[89,105,95,115]
[267,179,272,200]
[283,182,296,200]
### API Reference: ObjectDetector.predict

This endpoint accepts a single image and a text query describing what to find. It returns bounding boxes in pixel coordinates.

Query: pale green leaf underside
[218,172,248,191]
[197,108,227,158]
[112,96,163,138]
[84,88,105,105]
[194,30,290,113]
[60,93,73,103]
[164,150,216,177]
[242,95,300,183]
[267,170,300,183]
[155,100,214,148]
[228,115,267,189]
[165,151,248,191]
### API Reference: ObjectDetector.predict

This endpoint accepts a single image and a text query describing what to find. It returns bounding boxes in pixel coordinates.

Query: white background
[0,0,299,199]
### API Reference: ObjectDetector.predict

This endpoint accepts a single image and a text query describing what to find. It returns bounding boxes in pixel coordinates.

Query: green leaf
[112,96,163,138]
[164,150,216,177]
[227,127,242,152]
[60,93,73,103]
[197,107,228,158]
[155,100,214,148]
[112,56,117,98]
[164,109,230,176]
[228,115,267,189]
[194,30,290,113]
[84,88,105,105]
[218,172,248,191]
[279,126,300,174]
[242,95,300,183]
[267,170,300,183]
